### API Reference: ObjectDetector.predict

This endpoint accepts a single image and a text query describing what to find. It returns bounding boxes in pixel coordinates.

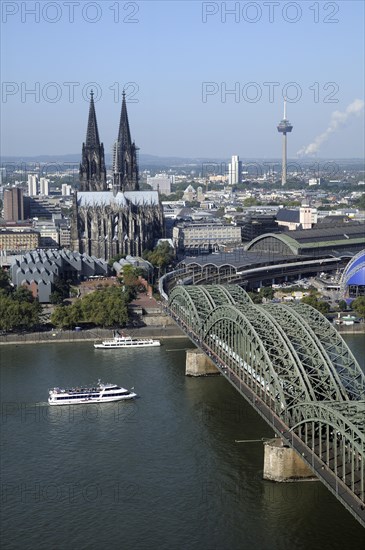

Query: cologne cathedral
[71,91,164,260]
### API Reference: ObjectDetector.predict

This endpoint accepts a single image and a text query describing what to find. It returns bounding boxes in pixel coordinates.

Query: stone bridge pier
[263,438,315,482]
[185,349,315,482]
[185,349,219,376]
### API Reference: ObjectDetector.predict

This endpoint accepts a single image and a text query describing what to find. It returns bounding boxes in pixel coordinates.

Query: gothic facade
[71,93,164,260]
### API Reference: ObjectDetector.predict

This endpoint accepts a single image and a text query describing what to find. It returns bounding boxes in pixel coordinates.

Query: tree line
[0,268,42,332]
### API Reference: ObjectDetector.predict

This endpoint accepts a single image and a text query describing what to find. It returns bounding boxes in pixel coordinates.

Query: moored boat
[48,380,137,405]
[94,331,160,349]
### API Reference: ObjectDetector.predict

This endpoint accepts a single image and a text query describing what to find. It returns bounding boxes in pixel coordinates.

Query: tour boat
[48,380,137,405]
[94,332,160,349]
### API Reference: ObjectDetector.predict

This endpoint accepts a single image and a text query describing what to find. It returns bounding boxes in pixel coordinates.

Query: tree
[260,287,274,300]
[354,194,365,210]
[243,197,260,207]
[143,242,174,275]
[352,296,365,319]
[248,291,262,304]
[49,291,65,305]
[108,254,126,268]
[337,300,348,312]
[302,294,330,315]
[50,304,74,329]
[159,191,183,201]
[0,268,12,295]
[0,294,41,332]
[284,201,301,207]
[12,286,35,303]
[122,265,140,286]
[51,286,130,329]
[52,276,70,301]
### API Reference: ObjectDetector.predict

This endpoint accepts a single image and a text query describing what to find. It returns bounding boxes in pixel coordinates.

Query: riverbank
[336,324,365,334]
[0,320,363,346]
[2,281,364,345]
[0,325,186,346]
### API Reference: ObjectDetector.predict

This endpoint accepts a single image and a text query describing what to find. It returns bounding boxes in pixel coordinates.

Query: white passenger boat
[94,332,160,349]
[48,380,137,405]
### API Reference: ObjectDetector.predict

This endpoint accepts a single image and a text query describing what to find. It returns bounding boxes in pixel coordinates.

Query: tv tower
[277,98,293,185]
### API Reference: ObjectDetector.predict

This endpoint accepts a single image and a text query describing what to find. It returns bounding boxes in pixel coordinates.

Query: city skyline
[1,1,364,159]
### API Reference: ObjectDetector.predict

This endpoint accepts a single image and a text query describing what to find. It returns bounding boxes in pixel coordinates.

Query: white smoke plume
[297,99,364,157]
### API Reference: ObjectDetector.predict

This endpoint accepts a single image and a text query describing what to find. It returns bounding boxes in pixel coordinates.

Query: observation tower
[277,99,293,185]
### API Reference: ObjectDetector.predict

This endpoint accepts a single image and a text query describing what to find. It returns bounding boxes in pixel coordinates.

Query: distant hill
[1,154,364,171]
[1,153,229,165]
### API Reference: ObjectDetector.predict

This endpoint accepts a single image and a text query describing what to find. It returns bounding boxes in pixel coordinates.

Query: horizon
[1,1,364,158]
[1,153,365,165]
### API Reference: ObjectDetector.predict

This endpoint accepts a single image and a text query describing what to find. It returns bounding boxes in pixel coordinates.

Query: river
[1,334,364,549]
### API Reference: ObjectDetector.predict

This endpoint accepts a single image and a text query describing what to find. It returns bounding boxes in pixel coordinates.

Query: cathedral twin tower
[79,90,138,193]
[71,92,163,261]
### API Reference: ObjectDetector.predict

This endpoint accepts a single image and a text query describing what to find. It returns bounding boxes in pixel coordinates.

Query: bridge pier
[185,349,219,376]
[263,438,316,482]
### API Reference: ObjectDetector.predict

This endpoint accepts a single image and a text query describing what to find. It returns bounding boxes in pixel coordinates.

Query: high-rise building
[3,187,24,221]
[147,174,172,194]
[27,174,38,196]
[113,91,139,191]
[61,183,72,196]
[79,90,107,192]
[277,99,293,186]
[228,155,242,185]
[39,177,50,196]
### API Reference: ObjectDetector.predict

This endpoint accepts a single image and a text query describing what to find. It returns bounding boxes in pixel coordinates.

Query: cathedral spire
[79,91,107,192]
[117,90,132,148]
[113,90,139,192]
[85,90,101,147]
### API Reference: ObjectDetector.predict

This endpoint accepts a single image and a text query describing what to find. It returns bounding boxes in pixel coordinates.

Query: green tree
[284,201,301,207]
[12,286,35,303]
[50,304,74,329]
[52,276,70,301]
[108,254,126,268]
[337,300,348,312]
[122,265,140,286]
[49,291,66,305]
[0,268,12,295]
[248,291,262,304]
[143,242,174,275]
[302,294,330,315]
[81,286,129,327]
[243,197,260,207]
[352,296,365,318]
[354,194,365,210]
[0,294,41,332]
[51,286,130,329]
[260,287,274,300]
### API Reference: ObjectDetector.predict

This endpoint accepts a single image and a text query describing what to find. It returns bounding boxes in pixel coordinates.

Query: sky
[1,0,364,159]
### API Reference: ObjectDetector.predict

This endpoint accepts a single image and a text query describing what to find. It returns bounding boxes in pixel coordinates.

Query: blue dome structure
[341,250,365,298]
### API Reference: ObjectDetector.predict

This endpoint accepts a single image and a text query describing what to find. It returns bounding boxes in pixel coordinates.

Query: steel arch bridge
[166,284,365,527]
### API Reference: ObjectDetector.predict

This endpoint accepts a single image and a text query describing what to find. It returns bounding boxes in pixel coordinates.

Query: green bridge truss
[168,284,365,519]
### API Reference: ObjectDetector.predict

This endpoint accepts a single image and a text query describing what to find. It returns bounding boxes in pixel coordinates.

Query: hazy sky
[1,0,364,158]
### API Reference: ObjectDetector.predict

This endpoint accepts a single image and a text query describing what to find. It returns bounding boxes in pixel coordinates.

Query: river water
[1,334,364,550]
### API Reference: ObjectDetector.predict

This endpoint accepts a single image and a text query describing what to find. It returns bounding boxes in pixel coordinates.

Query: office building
[3,187,24,222]
[228,155,242,185]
